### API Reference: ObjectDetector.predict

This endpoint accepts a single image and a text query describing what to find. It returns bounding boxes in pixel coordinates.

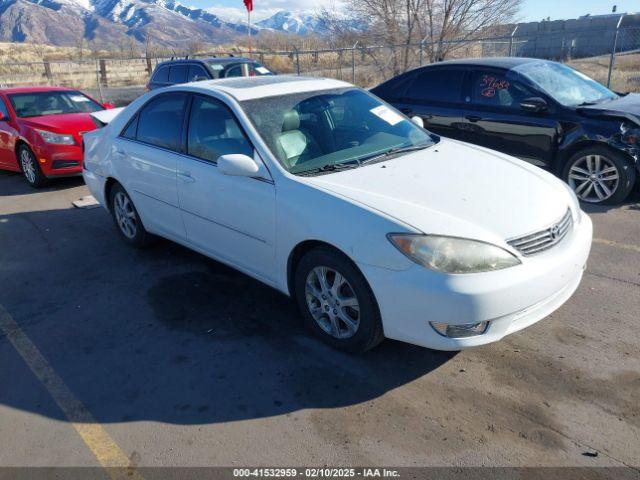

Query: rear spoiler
[91,107,125,127]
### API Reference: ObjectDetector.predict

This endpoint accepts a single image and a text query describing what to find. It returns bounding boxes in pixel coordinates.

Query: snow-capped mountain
[255,11,324,35]
[0,0,258,47]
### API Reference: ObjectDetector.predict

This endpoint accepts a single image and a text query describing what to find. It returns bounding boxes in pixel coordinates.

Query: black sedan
[371,58,640,205]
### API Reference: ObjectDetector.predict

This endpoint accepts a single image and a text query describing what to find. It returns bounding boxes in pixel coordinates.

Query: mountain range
[0,0,330,47]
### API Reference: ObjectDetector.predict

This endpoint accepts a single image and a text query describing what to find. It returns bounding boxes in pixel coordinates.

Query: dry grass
[568,52,640,93]
[0,40,638,93]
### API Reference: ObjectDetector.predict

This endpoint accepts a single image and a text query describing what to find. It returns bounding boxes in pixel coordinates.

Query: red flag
[243,0,253,12]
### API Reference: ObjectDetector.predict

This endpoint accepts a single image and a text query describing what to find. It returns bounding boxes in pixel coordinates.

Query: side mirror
[520,97,548,113]
[218,154,259,177]
[411,116,424,128]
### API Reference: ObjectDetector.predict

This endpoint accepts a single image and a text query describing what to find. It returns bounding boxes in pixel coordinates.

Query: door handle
[177,171,195,183]
[465,115,482,123]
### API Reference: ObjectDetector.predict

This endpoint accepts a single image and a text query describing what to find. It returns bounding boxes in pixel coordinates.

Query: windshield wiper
[295,160,361,176]
[360,143,431,166]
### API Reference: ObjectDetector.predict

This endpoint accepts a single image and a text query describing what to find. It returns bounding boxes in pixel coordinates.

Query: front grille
[507,209,573,256]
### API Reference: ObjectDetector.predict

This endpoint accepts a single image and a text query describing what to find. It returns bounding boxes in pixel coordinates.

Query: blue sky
[195,0,638,23]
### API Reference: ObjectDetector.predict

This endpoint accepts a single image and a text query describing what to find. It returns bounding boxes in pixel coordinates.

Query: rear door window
[406,69,464,104]
[132,93,188,151]
[168,65,188,84]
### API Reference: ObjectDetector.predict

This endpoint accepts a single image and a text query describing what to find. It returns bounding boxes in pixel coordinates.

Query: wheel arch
[286,240,360,298]
[14,139,30,169]
[555,140,634,175]
[104,177,120,212]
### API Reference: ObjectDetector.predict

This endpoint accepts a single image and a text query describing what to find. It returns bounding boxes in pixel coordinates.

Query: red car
[0,86,112,187]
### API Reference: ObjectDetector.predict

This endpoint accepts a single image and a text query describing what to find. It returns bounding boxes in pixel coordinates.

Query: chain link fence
[0,26,638,105]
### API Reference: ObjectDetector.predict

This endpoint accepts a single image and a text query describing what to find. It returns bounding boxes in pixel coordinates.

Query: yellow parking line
[0,305,143,480]
[593,237,640,253]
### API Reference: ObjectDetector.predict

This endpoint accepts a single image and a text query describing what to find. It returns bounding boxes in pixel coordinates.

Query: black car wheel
[563,146,636,205]
[294,246,385,353]
[18,144,48,188]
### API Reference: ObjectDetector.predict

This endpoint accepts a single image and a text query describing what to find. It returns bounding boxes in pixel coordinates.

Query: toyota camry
[82,76,592,352]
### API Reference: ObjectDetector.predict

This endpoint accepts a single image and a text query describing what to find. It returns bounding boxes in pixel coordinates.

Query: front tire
[294,247,384,353]
[563,146,635,205]
[18,144,48,188]
[109,183,151,248]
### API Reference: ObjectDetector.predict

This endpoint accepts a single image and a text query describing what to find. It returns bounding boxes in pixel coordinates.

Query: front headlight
[35,129,76,145]
[620,122,639,146]
[387,234,521,274]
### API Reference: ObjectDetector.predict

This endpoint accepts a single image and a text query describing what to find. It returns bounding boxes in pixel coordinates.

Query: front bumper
[33,143,84,177]
[359,212,593,351]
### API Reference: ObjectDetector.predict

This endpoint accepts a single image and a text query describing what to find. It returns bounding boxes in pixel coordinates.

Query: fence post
[508,26,518,57]
[99,59,108,88]
[95,59,104,103]
[607,14,625,89]
[351,41,358,84]
[293,46,300,75]
[43,62,53,84]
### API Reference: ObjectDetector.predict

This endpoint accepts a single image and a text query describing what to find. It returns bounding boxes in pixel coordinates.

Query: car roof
[423,57,548,70]
[0,86,79,95]
[157,57,258,67]
[175,75,353,101]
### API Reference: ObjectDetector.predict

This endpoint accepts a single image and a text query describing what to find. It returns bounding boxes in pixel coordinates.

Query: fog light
[430,321,489,338]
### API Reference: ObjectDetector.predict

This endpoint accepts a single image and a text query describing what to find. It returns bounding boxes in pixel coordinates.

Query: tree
[321,0,522,73]
[421,0,522,62]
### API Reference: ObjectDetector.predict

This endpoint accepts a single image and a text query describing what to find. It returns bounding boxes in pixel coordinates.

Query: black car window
[188,65,209,82]
[224,64,244,78]
[406,69,464,103]
[0,99,10,119]
[168,65,188,84]
[471,70,535,109]
[152,66,170,83]
[135,93,187,151]
[187,95,253,163]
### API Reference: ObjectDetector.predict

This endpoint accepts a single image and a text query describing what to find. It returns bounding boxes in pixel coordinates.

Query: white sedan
[82,76,592,352]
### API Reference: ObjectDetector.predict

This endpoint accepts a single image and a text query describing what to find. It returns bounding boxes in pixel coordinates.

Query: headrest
[282,110,300,132]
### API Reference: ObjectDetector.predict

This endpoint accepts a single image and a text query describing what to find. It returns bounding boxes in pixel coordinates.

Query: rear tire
[18,144,48,188]
[109,183,152,248]
[563,146,635,205]
[294,246,384,353]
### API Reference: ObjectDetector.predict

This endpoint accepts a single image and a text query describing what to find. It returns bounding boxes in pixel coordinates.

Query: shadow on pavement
[0,206,454,425]
[0,172,85,197]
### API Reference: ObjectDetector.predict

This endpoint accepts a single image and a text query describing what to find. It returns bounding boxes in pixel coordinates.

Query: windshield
[513,61,618,107]
[8,91,103,118]
[241,88,435,174]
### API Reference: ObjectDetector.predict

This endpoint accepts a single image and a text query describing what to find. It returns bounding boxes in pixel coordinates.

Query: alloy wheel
[568,154,619,203]
[113,191,137,239]
[305,266,360,339]
[20,149,37,185]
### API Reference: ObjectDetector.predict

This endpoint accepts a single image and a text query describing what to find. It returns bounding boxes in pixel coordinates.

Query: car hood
[302,139,573,244]
[578,93,640,125]
[20,112,99,135]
